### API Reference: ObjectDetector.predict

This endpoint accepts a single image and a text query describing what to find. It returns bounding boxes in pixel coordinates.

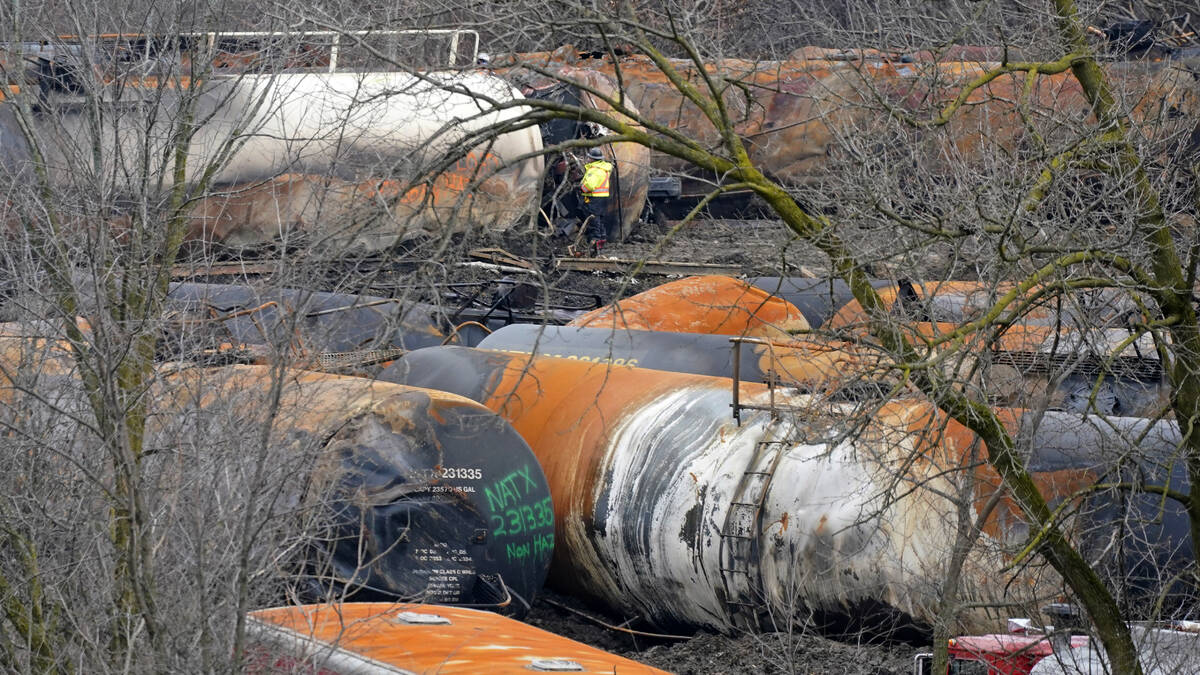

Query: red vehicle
[914,632,1090,675]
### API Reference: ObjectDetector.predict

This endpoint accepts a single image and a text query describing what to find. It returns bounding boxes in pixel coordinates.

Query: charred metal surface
[824,281,1172,417]
[1017,411,1193,602]
[570,275,810,338]
[750,277,892,329]
[380,346,1079,633]
[162,365,552,614]
[510,49,1200,189]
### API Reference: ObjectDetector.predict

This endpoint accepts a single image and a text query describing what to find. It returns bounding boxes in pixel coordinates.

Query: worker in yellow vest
[579,146,615,253]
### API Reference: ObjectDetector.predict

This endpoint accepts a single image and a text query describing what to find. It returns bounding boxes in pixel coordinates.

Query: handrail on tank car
[729,336,811,426]
[187,29,480,71]
[6,29,480,73]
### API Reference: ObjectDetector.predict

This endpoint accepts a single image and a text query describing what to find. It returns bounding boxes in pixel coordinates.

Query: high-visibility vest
[581,160,613,198]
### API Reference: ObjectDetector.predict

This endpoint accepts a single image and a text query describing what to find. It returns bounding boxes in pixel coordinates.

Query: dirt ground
[524,589,918,675]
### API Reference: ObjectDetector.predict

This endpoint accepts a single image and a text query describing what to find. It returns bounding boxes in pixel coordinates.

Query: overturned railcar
[159,365,554,613]
[824,281,1172,417]
[509,47,1200,196]
[2,35,659,248]
[1013,411,1194,604]
[478,323,889,396]
[380,347,1047,633]
[579,276,1170,417]
[382,347,1193,632]
[1,37,545,249]
[164,283,449,362]
[0,346,554,614]
[749,277,892,329]
[80,72,540,249]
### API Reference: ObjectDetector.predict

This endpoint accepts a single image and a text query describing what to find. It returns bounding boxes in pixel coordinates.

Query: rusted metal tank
[824,281,1171,417]
[157,366,554,611]
[510,48,1199,190]
[1012,410,1193,601]
[569,275,810,338]
[379,346,1077,633]
[19,67,543,250]
[0,337,553,612]
[158,365,555,614]
[246,602,669,674]
[590,276,1166,417]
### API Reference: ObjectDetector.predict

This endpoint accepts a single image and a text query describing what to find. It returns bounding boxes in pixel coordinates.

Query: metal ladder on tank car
[716,433,790,630]
[723,339,816,629]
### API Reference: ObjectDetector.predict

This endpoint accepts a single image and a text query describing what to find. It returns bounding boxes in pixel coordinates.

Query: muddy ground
[524,588,918,674]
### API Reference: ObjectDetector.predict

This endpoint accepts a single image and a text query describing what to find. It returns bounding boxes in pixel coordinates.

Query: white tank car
[39,70,544,250]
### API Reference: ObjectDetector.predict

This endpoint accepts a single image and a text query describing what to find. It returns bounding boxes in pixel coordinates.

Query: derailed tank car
[164,282,450,361]
[507,47,1200,198]
[381,346,1086,633]
[0,349,555,614]
[568,275,1170,418]
[382,348,1193,633]
[32,66,543,250]
[570,275,810,337]
[478,323,889,395]
[1,34,655,248]
[155,365,553,612]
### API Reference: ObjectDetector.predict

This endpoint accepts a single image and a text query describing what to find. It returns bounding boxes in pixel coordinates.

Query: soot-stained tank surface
[165,365,553,616]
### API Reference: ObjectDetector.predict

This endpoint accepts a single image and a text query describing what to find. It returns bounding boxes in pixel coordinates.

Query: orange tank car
[381,346,1072,634]
[570,275,810,338]
[246,602,668,674]
[507,47,1199,189]
[384,347,1191,634]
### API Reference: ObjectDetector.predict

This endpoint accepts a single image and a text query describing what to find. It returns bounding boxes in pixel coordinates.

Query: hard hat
[587,147,605,159]
[477,52,491,65]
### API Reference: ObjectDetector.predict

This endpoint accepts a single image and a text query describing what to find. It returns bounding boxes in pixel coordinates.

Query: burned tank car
[381,346,1080,636]
[165,282,448,355]
[163,365,553,615]
[22,61,543,250]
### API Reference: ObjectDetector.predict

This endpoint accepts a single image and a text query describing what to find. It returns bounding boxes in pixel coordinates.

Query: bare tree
[344,1,1199,672]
